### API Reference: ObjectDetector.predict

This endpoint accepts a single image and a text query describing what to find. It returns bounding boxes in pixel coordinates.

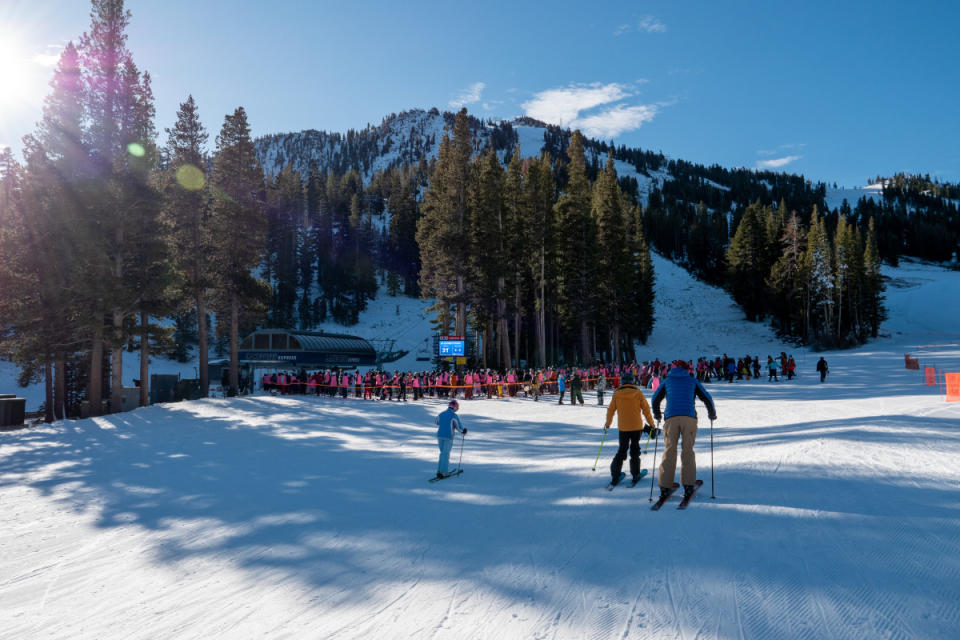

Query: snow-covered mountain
[255,109,676,207]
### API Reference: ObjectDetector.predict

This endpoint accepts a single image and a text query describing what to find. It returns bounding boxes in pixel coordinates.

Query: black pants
[611,430,643,480]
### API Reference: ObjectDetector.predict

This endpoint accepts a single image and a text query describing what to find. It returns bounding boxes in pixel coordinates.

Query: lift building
[237,330,378,368]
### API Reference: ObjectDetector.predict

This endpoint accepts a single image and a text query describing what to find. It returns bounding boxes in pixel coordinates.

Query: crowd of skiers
[256,350,810,406]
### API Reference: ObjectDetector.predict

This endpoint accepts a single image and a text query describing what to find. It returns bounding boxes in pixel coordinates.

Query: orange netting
[925,367,937,386]
[946,373,960,402]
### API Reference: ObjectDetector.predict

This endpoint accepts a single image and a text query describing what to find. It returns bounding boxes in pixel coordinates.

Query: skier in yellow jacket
[603,372,657,485]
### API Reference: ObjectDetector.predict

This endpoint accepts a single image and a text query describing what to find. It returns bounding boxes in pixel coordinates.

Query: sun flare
[0,27,55,123]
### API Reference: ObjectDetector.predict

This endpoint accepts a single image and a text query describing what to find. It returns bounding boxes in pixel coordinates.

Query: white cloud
[521,82,661,138]
[638,16,667,33]
[574,104,659,139]
[449,82,486,108]
[757,155,802,169]
[615,15,667,36]
[522,83,630,126]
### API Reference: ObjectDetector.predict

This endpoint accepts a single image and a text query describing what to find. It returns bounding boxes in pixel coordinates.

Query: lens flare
[176,164,205,191]
[127,142,145,157]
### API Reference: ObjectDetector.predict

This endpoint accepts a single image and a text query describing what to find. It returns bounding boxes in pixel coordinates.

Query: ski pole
[592,426,609,471]
[648,420,660,502]
[710,418,716,499]
[455,429,466,473]
[642,424,654,454]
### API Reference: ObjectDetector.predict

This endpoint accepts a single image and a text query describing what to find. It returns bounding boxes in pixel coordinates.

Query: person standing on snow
[558,371,567,404]
[569,369,584,406]
[817,357,829,383]
[767,356,779,382]
[603,372,657,486]
[652,362,717,501]
[435,399,467,478]
[595,370,607,406]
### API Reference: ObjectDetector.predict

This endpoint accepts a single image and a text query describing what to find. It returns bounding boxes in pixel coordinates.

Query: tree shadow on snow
[2,393,959,638]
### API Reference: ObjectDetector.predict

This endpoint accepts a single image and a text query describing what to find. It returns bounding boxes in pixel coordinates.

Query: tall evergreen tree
[523,154,555,367]
[631,209,656,347]
[466,148,506,367]
[862,217,886,338]
[162,95,213,396]
[592,154,630,361]
[12,42,89,420]
[554,131,596,362]
[803,206,834,342]
[417,109,472,337]
[209,107,269,396]
[726,202,768,321]
[768,212,806,336]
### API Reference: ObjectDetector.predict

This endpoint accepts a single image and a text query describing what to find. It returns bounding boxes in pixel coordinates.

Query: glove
[462,428,468,435]
[653,411,661,422]
[708,413,717,421]
[603,425,609,433]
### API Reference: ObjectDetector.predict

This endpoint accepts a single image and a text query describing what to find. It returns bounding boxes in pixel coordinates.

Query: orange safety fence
[904,354,920,370]
[946,373,960,402]
[925,367,937,386]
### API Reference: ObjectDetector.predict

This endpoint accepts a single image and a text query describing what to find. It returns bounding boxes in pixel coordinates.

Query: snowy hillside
[3,256,960,639]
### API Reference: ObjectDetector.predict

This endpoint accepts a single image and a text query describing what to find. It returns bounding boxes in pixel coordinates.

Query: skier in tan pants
[651,361,717,500]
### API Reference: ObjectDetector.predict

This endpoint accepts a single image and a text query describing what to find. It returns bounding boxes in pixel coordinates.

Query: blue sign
[438,340,465,357]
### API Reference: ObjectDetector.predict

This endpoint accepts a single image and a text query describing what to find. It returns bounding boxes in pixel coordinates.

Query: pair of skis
[429,469,464,482]
[605,469,648,491]
[650,479,704,510]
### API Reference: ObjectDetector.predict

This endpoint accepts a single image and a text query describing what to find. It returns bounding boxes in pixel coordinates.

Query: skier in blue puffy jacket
[652,362,717,501]
[435,400,467,478]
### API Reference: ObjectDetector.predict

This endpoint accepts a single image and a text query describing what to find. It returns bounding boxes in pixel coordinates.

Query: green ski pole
[592,426,610,471]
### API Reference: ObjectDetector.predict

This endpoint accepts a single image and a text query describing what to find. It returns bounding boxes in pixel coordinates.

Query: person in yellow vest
[603,372,656,485]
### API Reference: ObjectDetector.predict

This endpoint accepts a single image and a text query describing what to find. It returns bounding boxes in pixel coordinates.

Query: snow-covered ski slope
[2,260,960,639]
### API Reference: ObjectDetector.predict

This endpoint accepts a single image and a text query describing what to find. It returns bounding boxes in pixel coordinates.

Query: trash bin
[0,397,26,427]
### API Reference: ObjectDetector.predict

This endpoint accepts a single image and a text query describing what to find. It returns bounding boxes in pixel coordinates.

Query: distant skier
[595,370,607,406]
[603,372,656,486]
[652,362,717,501]
[435,399,467,478]
[767,356,779,382]
[817,357,829,383]
[569,370,584,406]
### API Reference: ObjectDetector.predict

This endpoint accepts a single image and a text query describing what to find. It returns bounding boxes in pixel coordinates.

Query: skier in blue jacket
[652,362,717,501]
[435,400,467,478]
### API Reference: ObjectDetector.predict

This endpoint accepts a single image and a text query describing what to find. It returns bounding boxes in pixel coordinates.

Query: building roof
[238,330,377,367]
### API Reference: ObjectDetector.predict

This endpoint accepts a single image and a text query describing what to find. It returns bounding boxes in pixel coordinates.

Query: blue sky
[1,0,957,187]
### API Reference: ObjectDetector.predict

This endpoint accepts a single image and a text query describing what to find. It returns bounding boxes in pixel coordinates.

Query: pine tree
[803,206,834,342]
[523,154,555,367]
[209,106,269,396]
[2,43,94,419]
[265,166,303,327]
[162,95,213,395]
[502,146,528,368]
[554,131,596,362]
[862,217,886,338]
[726,202,767,321]
[592,154,630,361]
[631,208,656,347]
[768,212,806,335]
[417,109,472,337]
[466,148,506,367]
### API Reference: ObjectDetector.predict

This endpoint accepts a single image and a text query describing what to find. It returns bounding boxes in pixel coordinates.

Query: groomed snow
[2,259,960,639]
